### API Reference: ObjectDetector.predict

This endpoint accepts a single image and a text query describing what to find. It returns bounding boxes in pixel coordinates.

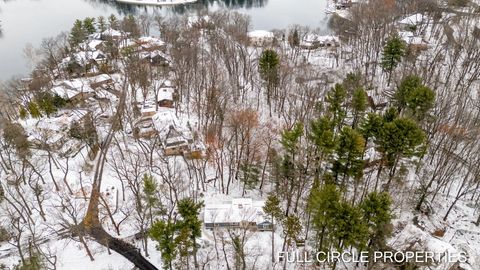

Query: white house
[398,13,428,28]
[247,30,275,46]
[52,79,95,102]
[398,31,428,51]
[136,36,166,51]
[101,28,123,40]
[204,198,273,231]
[300,34,339,49]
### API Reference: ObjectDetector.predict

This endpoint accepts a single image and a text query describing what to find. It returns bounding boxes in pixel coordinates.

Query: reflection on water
[200,0,267,9]
[80,0,268,15]
[0,0,327,80]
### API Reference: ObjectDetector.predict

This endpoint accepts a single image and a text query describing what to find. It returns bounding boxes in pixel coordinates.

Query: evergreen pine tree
[108,14,119,30]
[142,174,164,225]
[69,19,87,48]
[97,16,107,32]
[381,34,406,85]
[332,127,365,187]
[308,184,341,252]
[176,198,203,268]
[282,215,302,249]
[351,88,368,128]
[360,192,393,252]
[309,116,336,180]
[258,49,280,107]
[264,194,284,263]
[150,220,177,270]
[83,17,96,35]
[280,122,303,156]
[326,83,347,132]
[394,75,435,121]
[377,117,425,189]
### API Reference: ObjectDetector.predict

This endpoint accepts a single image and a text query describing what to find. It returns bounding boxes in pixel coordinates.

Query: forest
[0,0,480,269]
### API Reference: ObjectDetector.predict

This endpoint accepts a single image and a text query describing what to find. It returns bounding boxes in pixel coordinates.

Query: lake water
[0,0,330,81]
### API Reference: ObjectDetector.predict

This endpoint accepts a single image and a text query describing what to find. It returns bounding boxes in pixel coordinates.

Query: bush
[14,254,43,270]
[32,92,68,118]
[2,120,31,159]
[27,102,42,119]
[19,106,28,120]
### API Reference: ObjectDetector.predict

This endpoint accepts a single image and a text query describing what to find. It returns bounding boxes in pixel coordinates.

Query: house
[248,30,275,46]
[101,28,123,41]
[318,35,340,47]
[300,34,339,49]
[133,115,156,139]
[204,198,273,231]
[398,13,428,31]
[152,108,182,138]
[74,51,107,66]
[136,36,166,52]
[80,39,104,51]
[24,109,89,154]
[163,125,192,156]
[140,102,157,117]
[335,0,353,9]
[150,108,204,156]
[141,51,171,67]
[53,79,95,103]
[399,31,429,51]
[157,87,175,108]
[62,50,107,76]
[150,51,171,67]
[184,141,205,159]
[89,74,114,90]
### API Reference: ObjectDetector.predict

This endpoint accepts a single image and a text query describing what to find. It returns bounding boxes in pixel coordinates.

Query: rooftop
[203,198,268,224]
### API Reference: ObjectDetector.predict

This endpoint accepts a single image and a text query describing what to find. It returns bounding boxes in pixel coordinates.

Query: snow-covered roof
[300,34,339,47]
[52,79,94,99]
[137,36,165,49]
[89,33,102,40]
[51,86,81,99]
[247,30,274,39]
[152,109,181,137]
[140,50,170,63]
[80,40,103,51]
[23,110,89,144]
[119,39,137,49]
[162,80,174,88]
[102,28,122,38]
[204,198,268,224]
[89,74,113,84]
[68,50,106,65]
[141,104,157,115]
[399,13,426,25]
[59,79,90,90]
[303,34,320,43]
[157,88,174,101]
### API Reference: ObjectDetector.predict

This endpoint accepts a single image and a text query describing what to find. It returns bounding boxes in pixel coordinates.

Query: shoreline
[115,0,198,6]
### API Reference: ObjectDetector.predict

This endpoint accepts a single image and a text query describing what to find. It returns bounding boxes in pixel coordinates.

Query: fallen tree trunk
[74,80,159,270]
